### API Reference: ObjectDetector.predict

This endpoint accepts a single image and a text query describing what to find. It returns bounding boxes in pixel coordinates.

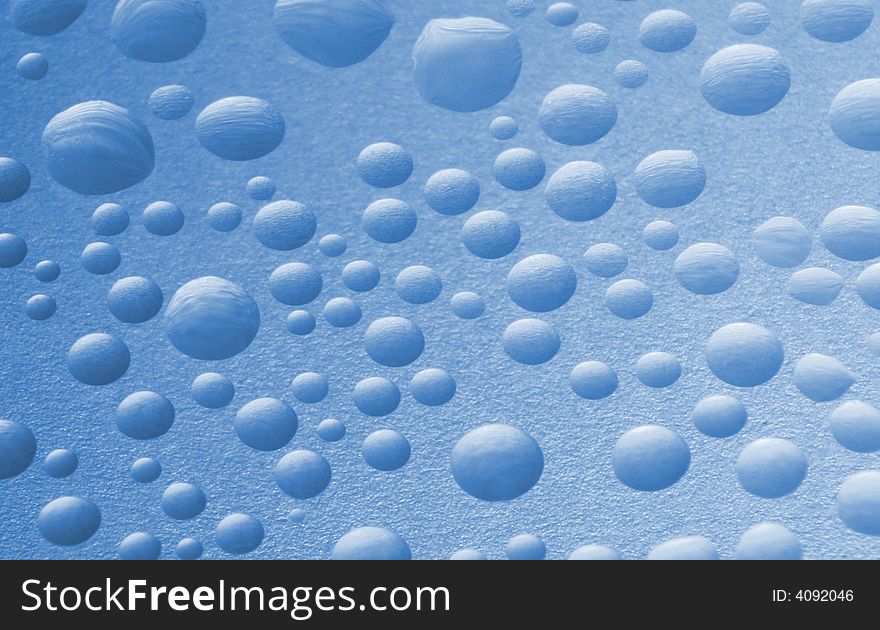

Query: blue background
[2,0,880,559]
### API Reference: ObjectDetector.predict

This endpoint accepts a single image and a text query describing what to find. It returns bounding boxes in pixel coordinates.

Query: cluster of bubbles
[4,0,880,560]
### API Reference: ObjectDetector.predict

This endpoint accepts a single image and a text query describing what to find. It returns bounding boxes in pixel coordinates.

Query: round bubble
[506,254,576,313]
[820,205,880,260]
[613,60,648,89]
[43,448,77,478]
[494,148,546,191]
[286,310,316,335]
[149,84,193,120]
[42,100,154,195]
[643,220,679,250]
[191,372,235,408]
[38,496,100,546]
[538,84,616,146]
[648,536,718,560]
[461,211,520,259]
[450,291,485,319]
[634,150,705,209]
[546,2,578,27]
[734,522,802,560]
[161,482,206,519]
[130,457,161,482]
[108,276,163,323]
[67,333,130,385]
[118,532,156,560]
[26,294,56,321]
[451,424,543,501]
[0,158,30,203]
[545,161,616,222]
[196,96,285,161]
[120,533,164,561]
[691,395,747,438]
[176,538,203,560]
[116,391,175,440]
[253,200,316,251]
[635,352,681,388]
[736,438,807,498]
[639,10,696,53]
[34,260,61,282]
[613,425,690,491]
[568,545,621,560]
[792,353,854,402]
[395,265,442,304]
[318,234,346,257]
[112,0,206,62]
[410,368,456,406]
[705,322,784,387]
[291,372,328,404]
[362,429,410,471]
[274,0,394,68]
[206,202,242,232]
[830,80,880,151]
[80,242,120,275]
[216,513,264,554]
[91,203,129,235]
[28,297,58,331]
[572,22,609,54]
[503,319,560,365]
[450,548,486,560]
[289,508,306,524]
[165,276,260,360]
[239,175,275,206]
[364,316,424,367]
[699,45,790,116]
[752,216,811,267]
[357,142,412,188]
[246,176,275,201]
[317,418,346,442]
[338,264,380,298]
[506,0,534,17]
[729,3,770,35]
[857,262,880,308]
[584,243,627,278]
[424,168,479,215]
[413,17,521,112]
[836,471,880,535]
[362,198,416,243]
[802,0,873,42]
[506,534,546,560]
[26,294,55,321]
[331,527,411,560]
[605,279,653,320]
[119,533,163,560]
[353,377,400,416]
[829,400,880,452]
[489,116,518,140]
[673,242,739,294]
[275,450,331,499]
[17,52,48,80]
[0,233,27,268]
[234,398,297,451]
[0,419,36,479]
[323,297,361,327]
[269,263,322,306]
[569,361,618,400]
[11,0,87,36]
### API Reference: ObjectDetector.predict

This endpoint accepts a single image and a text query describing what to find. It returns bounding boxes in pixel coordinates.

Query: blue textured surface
[4,0,880,560]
